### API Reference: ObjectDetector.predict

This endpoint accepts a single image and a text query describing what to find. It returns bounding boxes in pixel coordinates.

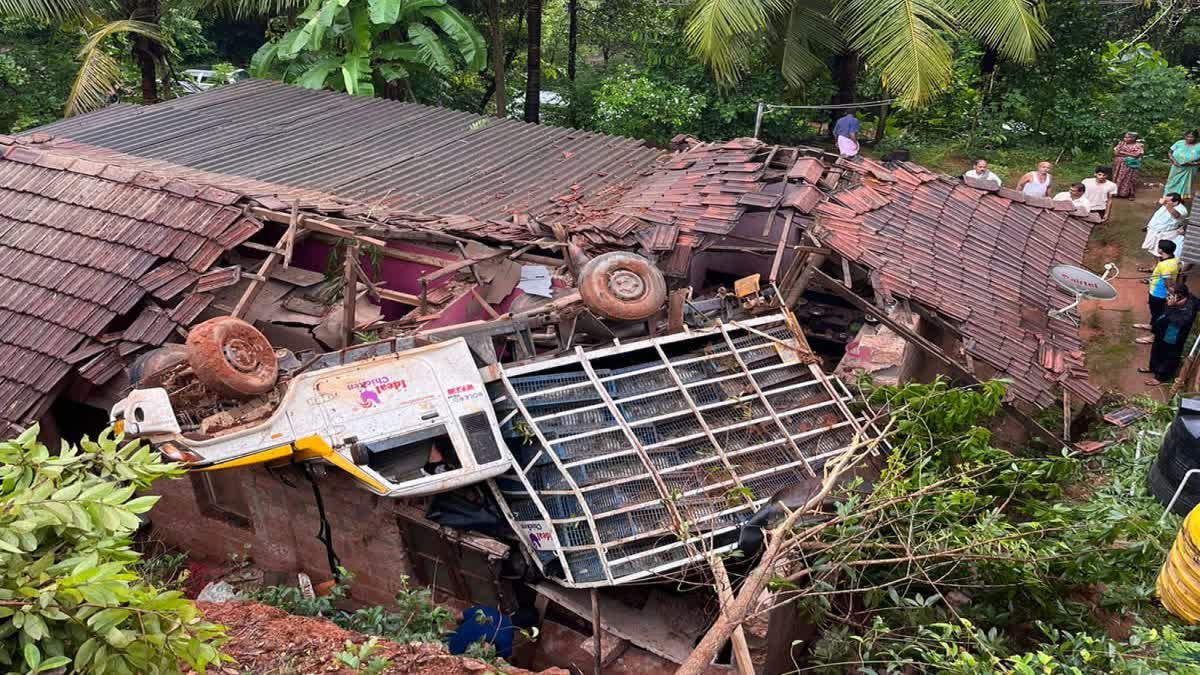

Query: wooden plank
[233,253,280,319]
[710,557,754,675]
[284,200,300,267]
[769,210,794,283]
[342,244,358,348]
[470,288,502,319]
[590,590,603,675]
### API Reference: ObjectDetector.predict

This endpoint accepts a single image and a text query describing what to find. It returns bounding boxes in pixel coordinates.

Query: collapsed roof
[23,83,1102,413]
[0,139,263,429]
[567,139,1102,407]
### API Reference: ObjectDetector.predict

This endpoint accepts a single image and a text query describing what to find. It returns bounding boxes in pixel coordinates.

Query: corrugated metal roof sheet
[31,80,661,223]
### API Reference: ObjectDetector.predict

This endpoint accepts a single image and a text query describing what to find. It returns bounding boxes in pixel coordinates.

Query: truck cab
[111,336,512,498]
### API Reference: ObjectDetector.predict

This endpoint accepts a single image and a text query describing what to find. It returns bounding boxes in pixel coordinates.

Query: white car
[178,68,249,94]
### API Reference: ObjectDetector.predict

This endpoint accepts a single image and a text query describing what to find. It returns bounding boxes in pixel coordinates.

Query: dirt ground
[193,602,565,675]
[1079,186,1166,398]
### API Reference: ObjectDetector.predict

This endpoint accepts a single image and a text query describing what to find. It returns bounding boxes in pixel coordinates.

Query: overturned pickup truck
[111,317,510,497]
[111,311,878,587]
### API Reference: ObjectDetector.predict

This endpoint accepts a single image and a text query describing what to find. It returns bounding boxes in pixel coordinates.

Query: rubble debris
[196,581,242,603]
[195,601,563,675]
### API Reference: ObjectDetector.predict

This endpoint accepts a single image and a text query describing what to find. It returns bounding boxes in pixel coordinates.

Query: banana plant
[250,0,485,97]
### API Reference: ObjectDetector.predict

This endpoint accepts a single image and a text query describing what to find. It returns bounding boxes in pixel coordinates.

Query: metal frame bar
[574,346,688,540]
[497,370,614,584]
[717,321,817,477]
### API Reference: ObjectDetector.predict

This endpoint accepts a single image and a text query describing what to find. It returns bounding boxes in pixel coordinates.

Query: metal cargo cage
[489,313,879,587]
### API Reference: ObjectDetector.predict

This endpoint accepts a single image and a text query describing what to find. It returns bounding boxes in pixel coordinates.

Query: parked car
[178,68,249,94]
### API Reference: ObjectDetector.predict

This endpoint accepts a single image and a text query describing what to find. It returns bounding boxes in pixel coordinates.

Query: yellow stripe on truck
[200,444,294,471]
[292,435,389,493]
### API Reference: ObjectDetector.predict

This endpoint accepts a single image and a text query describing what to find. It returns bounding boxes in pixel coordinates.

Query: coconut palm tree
[686,0,1050,107]
[1,0,172,115]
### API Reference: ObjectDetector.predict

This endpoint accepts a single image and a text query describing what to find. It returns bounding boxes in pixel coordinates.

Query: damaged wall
[147,465,418,605]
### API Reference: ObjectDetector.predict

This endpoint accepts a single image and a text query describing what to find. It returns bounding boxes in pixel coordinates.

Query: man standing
[1140,192,1188,257]
[963,159,1002,188]
[833,109,859,158]
[1052,183,1090,217]
[1135,239,1182,343]
[1081,166,1119,221]
[1017,162,1053,198]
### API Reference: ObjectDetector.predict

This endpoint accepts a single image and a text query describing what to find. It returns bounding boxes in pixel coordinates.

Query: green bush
[0,425,226,674]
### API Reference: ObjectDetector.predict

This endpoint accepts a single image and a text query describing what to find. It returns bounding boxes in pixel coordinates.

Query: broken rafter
[342,243,359,348]
[809,268,1067,447]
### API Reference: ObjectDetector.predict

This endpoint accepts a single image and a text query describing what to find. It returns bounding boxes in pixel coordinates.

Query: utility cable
[302,464,343,580]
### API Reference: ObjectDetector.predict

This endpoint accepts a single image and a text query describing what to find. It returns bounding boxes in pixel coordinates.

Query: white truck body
[111,337,512,497]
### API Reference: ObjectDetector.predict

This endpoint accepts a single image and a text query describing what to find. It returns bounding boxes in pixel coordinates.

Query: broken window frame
[192,470,253,528]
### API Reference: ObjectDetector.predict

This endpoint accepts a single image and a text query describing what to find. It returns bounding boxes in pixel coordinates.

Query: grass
[1085,308,1138,390]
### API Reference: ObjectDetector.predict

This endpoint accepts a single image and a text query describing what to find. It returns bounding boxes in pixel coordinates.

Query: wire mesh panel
[492,313,878,587]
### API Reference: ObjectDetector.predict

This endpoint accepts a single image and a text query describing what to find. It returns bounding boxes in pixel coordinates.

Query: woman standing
[1165,130,1200,199]
[1140,283,1200,386]
[1112,132,1144,198]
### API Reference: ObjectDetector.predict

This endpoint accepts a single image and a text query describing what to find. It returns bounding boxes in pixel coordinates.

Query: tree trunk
[488,0,506,117]
[567,0,578,82]
[524,0,542,124]
[980,47,998,75]
[829,51,858,135]
[133,36,158,106]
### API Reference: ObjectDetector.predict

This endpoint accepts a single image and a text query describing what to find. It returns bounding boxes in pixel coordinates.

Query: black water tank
[1149,397,1200,515]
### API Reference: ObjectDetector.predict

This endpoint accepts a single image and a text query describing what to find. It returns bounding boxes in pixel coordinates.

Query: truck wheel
[186,317,278,397]
[578,252,667,321]
[129,344,188,388]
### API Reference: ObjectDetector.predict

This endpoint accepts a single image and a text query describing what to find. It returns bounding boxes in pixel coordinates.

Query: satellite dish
[1048,263,1118,324]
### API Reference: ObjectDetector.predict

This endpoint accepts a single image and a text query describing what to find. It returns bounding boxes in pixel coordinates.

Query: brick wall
[147,464,415,605]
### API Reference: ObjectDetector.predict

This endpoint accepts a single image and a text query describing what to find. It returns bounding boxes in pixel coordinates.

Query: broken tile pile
[571,138,1101,408]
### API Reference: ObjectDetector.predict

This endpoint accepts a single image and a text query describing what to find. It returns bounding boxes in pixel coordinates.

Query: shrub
[0,425,226,673]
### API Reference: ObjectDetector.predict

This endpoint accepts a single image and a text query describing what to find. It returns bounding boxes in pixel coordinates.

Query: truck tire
[186,317,278,397]
[129,344,188,388]
[578,252,667,321]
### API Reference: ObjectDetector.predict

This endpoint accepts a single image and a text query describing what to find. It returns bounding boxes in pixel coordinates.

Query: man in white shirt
[963,158,1002,188]
[1140,192,1188,256]
[1017,161,1053,198]
[1081,165,1118,221]
[1052,183,1090,217]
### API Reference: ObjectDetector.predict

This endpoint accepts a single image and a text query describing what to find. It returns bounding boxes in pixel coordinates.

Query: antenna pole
[753,100,765,139]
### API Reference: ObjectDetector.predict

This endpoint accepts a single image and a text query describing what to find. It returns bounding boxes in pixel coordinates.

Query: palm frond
[420,5,487,70]
[685,0,792,84]
[0,0,85,19]
[207,0,309,19]
[78,19,163,57]
[835,0,954,106]
[65,48,121,116]
[779,0,841,86]
[948,0,1050,63]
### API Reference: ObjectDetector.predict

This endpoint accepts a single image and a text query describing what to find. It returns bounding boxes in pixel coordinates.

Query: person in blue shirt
[447,605,538,659]
[833,109,859,157]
